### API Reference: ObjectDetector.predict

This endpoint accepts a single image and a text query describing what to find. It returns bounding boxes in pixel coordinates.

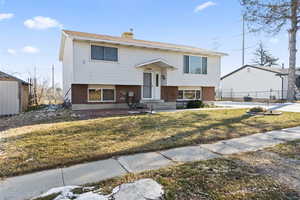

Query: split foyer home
[59,30,227,110]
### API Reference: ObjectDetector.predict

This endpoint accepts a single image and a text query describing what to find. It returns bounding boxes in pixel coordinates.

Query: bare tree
[36,79,49,105]
[240,0,299,101]
[252,42,279,66]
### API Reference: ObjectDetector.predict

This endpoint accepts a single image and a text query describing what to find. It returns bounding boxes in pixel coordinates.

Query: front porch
[136,58,177,102]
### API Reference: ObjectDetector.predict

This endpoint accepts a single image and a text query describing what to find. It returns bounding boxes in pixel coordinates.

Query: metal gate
[0,81,19,115]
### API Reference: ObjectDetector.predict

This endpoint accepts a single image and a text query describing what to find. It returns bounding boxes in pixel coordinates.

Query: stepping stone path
[1,127,300,200]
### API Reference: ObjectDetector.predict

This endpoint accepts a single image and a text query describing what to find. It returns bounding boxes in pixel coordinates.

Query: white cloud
[24,16,62,30]
[269,38,279,44]
[0,13,14,21]
[194,1,217,12]
[7,49,16,55]
[22,46,39,54]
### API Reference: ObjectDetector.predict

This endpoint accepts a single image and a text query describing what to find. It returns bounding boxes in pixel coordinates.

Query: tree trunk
[287,0,298,101]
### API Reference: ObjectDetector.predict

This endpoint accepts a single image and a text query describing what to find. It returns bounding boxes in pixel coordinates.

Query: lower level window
[88,88,115,102]
[103,89,115,101]
[88,89,101,101]
[178,89,202,100]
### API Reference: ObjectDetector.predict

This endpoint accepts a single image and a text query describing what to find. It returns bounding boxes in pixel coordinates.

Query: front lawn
[2,109,300,177]
[34,158,299,200]
[267,139,300,160]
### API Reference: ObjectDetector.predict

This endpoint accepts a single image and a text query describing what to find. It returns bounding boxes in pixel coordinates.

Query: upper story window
[91,45,118,61]
[183,55,207,74]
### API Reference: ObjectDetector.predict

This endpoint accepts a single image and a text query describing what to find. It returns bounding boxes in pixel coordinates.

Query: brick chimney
[121,29,134,39]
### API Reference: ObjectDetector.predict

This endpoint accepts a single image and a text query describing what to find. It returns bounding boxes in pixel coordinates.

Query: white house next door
[143,72,161,100]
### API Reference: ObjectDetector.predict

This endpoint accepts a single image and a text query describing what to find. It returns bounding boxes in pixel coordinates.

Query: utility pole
[242,14,245,66]
[52,64,55,104]
[34,66,37,105]
[281,63,285,101]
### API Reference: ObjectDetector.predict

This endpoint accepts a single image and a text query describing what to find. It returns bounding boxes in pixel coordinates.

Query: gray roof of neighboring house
[0,70,29,85]
[221,65,289,80]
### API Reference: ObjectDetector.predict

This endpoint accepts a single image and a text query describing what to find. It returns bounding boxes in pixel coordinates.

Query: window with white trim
[177,89,202,100]
[183,55,207,74]
[88,88,115,102]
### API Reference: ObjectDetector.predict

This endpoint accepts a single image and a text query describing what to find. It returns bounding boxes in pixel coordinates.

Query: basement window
[177,89,202,100]
[88,89,101,102]
[88,88,115,102]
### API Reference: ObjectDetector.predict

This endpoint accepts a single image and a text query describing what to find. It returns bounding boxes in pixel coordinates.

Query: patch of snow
[112,178,164,200]
[37,186,79,198]
[76,192,108,200]
[32,179,164,200]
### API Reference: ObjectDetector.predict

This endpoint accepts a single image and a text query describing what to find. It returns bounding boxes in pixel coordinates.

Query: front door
[143,72,161,100]
[143,72,152,99]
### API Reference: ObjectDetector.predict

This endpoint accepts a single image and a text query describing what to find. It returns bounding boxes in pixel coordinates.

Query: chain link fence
[217,89,288,102]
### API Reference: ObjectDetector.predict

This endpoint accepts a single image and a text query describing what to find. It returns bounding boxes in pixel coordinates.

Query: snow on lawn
[33,179,164,200]
[37,186,79,198]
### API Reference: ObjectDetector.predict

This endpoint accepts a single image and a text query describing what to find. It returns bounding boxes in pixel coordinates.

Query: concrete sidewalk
[1,127,300,200]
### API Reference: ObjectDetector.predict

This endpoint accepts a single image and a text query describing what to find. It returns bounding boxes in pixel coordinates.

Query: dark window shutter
[183,55,189,73]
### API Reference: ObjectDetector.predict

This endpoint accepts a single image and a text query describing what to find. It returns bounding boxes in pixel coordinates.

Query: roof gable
[221,65,287,80]
[0,71,29,85]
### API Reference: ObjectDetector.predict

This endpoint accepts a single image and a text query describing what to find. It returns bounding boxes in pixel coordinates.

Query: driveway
[215,101,300,112]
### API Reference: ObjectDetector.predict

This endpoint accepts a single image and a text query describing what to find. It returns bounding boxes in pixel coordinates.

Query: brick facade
[72,84,214,105]
[202,87,215,101]
[72,84,88,104]
[71,84,141,104]
[161,86,178,102]
[115,85,141,103]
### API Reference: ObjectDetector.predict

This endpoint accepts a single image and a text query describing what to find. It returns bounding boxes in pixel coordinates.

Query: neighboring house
[59,30,227,110]
[220,65,295,100]
[0,71,29,116]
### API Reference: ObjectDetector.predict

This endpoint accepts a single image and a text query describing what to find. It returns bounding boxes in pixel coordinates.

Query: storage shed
[0,71,29,116]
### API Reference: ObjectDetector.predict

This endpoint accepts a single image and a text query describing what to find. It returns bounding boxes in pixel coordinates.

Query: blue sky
[0,0,295,86]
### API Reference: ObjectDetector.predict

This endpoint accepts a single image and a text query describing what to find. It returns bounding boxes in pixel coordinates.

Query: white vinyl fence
[0,81,19,116]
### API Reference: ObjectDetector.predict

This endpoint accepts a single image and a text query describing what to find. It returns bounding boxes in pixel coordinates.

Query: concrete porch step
[140,100,165,103]
[142,101,176,110]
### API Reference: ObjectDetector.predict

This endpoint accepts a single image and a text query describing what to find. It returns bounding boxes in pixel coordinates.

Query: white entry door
[143,72,161,100]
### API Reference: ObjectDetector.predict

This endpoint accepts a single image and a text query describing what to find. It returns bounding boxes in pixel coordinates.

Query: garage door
[0,81,19,115]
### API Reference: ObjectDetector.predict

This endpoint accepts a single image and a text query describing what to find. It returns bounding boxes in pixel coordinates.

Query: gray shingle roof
[221,65,289,80]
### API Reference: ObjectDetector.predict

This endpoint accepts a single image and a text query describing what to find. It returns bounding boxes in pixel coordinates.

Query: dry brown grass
[2,109,300,177]
[34,158,299,200]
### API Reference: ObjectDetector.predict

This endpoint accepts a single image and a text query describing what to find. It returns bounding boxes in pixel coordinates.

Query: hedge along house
[59,30,227,110]
[0,70,29,116]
